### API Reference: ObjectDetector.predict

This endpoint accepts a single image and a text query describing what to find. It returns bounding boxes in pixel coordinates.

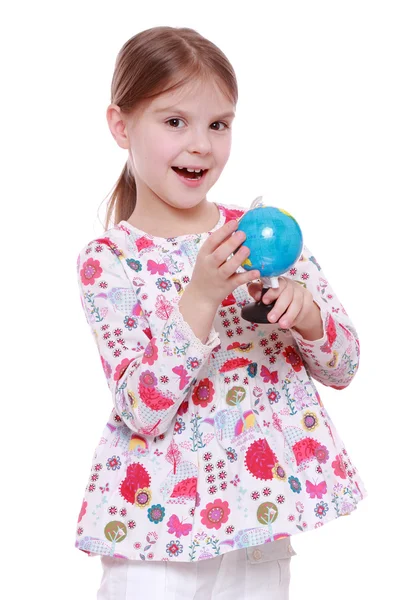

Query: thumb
[247,281,262,301]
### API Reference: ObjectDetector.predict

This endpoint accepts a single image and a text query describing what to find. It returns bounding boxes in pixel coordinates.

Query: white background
[2,1,399,598]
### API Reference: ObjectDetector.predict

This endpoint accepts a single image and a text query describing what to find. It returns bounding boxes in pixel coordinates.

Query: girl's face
[111,77,236,215]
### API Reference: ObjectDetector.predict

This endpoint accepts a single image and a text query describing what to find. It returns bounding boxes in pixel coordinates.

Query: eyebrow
[154,106,235,119]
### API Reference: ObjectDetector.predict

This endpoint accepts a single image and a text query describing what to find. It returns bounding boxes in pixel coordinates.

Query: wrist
[292,302,324,341]
[184,283,219,312]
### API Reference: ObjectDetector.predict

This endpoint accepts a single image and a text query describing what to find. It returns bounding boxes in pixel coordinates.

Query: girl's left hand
[247,276,317,330]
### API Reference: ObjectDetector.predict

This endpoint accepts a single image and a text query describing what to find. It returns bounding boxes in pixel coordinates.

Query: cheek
[217,136,232,166]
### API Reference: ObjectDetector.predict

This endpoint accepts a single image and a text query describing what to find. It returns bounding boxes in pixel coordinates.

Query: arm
[77,239,220,436]
[286,244,360,390]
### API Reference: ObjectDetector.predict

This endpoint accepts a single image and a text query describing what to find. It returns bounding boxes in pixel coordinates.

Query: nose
[187,126,212,154]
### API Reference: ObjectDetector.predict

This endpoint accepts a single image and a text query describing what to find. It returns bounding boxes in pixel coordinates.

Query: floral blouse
[74,201,367,562]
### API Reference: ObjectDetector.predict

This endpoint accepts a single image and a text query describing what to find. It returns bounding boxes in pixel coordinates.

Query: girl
[76,26,367,599]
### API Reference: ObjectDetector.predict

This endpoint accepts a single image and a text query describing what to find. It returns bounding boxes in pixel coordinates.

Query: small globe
[234,206,303,278]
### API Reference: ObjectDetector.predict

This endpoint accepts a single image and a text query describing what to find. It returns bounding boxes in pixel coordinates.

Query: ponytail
[103,161,137,231]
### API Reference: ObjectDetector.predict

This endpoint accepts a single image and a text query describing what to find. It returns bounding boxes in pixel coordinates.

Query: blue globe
[234,206,303,278]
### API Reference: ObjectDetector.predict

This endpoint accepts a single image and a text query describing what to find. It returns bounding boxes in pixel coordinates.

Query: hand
[247,276,322,334]
[188,219,261,309]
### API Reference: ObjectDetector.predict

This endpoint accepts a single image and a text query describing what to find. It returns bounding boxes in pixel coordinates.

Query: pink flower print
[200,499,231,530]
[114,358,131,382]
[314,444,329,464]
[140,371,157,387]
[80,257,102,286]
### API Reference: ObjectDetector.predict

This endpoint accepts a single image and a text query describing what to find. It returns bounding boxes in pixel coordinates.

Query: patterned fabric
[75,201,367,562]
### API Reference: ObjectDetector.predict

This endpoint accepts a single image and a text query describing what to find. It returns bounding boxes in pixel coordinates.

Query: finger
[233,269,261,288]
[267,282,294,323]
[277,286,304,328]
[204,218,239,257]
[220,243,251,278]
[262,277,288,305]
[219,227,248,266]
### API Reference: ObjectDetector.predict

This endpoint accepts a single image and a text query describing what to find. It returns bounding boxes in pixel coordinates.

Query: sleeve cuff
[290,298,329,347]
[173,303,221,354]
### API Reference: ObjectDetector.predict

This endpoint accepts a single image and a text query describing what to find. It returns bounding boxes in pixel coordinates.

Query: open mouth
[172,166,208,180]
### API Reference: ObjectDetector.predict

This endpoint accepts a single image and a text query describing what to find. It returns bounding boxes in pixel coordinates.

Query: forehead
[149,78,234,114]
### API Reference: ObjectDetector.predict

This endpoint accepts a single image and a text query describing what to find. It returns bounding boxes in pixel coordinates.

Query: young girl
[76,26,367,599]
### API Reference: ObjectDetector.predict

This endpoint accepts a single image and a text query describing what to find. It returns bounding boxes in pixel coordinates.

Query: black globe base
[241,286,276,324]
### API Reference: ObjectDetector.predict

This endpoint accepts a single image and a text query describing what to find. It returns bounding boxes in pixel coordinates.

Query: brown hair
[102,26,238,231]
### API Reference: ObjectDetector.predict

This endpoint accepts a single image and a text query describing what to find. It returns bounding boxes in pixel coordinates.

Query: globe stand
[241,286,276,324]
[233,198,303,325]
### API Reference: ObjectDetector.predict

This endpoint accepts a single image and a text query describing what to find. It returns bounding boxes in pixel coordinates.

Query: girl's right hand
[188,218,260,308]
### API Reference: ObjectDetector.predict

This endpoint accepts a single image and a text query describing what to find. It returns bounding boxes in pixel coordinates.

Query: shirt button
[252,549,262,561]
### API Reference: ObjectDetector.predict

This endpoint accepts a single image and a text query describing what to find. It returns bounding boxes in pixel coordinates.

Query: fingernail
[269,313,276,321]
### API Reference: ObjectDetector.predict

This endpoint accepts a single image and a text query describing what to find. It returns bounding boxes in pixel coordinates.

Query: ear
[106,103,130,150]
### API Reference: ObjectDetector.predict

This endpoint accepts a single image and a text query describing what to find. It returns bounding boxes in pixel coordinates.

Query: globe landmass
[235,206,303,278]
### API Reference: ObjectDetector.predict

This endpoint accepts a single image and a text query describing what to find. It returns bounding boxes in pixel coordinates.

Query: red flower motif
[200,498,231,530]
[326,314,337,346]
[136,237,155,252]
[282,346,303,372]
[192,378,215,408]
[80,257,102,286]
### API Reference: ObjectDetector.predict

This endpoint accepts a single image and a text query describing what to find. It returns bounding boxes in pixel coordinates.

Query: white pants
[97,540,295,600]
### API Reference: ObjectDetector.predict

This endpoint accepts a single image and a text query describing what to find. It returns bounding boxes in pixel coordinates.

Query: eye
[166,118,185,128]
[211,121,229,131]
[165,119,230,130]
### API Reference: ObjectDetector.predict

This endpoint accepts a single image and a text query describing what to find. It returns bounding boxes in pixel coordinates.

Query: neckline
[118,202,225,243]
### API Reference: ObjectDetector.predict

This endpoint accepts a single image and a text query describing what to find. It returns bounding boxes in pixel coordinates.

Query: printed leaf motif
[165,439,182,475]
[155,294,174,320]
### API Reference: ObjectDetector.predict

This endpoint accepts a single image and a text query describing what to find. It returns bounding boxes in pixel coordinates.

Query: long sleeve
[285,244,360,390]
[76,237,221,436]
